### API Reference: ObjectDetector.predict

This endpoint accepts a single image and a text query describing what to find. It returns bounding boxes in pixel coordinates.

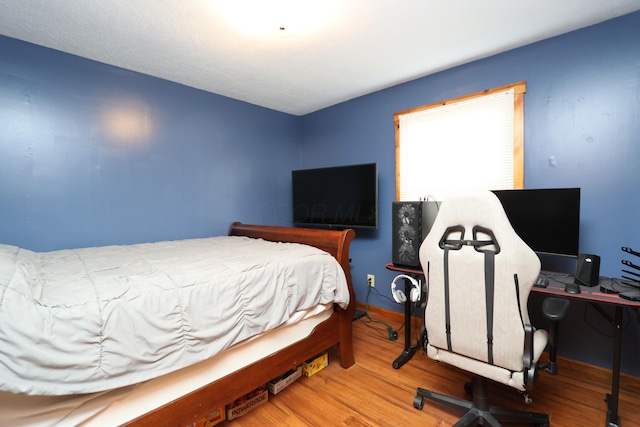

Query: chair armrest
[542,297,570,321]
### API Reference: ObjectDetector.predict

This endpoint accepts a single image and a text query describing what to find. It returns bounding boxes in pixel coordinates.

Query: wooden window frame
[394,81,526,200]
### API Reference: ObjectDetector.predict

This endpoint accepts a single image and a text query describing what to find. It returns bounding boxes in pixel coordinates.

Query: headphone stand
[390,270,423,369]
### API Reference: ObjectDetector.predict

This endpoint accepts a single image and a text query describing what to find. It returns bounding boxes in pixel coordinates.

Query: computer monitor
[492,188,581,257]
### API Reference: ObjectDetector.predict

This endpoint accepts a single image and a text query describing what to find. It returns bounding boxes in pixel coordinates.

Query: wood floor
[221,313,640,426]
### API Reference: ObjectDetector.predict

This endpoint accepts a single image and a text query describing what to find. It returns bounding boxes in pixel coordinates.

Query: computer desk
[386,263,640,427]
[533,271,640,427]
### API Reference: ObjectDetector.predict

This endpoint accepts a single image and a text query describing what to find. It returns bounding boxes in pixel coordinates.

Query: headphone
[391,274,421,303]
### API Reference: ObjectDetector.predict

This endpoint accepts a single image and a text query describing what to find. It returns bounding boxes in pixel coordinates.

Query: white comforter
[0,236,349,396]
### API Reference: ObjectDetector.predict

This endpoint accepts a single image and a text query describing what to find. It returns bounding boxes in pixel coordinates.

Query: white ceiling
[1,1,639,116]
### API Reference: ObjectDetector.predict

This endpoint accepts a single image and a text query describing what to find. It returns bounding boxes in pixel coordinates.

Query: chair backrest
[419,190,540,372]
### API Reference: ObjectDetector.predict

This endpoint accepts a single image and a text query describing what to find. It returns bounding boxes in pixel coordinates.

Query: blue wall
[301,12,640,374]
[0,37,299,251]
[1,12,639,374]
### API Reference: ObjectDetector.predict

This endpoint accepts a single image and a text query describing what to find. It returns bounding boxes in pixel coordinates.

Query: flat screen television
[292,163,378,229]
[491,188,581,257]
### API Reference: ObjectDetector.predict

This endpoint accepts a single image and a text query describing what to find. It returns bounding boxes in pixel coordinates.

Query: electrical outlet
[367,274,375,287]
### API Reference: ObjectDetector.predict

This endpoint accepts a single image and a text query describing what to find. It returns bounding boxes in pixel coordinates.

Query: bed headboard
[228,222,353,261]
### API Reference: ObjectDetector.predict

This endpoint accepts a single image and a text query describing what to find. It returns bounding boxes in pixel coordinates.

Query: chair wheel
[413,395,424,410]
[464,381,472,395]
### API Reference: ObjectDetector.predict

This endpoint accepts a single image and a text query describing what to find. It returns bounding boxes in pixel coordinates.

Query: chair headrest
[420,190,539,266]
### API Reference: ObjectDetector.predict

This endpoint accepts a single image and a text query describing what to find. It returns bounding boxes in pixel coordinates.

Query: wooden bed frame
[124,223,356,426]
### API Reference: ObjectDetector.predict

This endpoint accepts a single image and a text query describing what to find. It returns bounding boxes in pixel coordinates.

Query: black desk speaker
[574,253,600,287]
[392,201,440,268]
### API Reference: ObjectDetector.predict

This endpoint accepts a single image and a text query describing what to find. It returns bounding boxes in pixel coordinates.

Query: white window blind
[397,86,521,201]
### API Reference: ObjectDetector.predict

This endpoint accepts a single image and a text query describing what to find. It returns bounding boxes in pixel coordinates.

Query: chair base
[414,376,549,427]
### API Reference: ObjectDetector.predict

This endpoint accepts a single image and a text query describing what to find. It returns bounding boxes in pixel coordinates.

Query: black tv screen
[292,163,378,229]
[492,188,581,257]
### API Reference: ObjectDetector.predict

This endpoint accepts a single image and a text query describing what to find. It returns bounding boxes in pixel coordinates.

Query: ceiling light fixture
[211,0,340,39]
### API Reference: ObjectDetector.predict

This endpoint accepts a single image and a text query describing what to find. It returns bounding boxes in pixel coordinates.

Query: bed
[0,222,356,426]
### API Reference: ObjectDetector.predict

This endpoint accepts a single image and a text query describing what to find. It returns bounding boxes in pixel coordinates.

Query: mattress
[0,236,349,395]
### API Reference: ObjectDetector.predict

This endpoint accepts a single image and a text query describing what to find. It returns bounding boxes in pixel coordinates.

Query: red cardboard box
[185,407,225,427]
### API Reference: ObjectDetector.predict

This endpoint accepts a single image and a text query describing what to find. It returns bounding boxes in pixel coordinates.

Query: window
[394,82,525,201]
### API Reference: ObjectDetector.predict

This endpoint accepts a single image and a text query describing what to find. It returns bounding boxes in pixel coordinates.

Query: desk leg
[392,278,420,369]
[605,306,622,427]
